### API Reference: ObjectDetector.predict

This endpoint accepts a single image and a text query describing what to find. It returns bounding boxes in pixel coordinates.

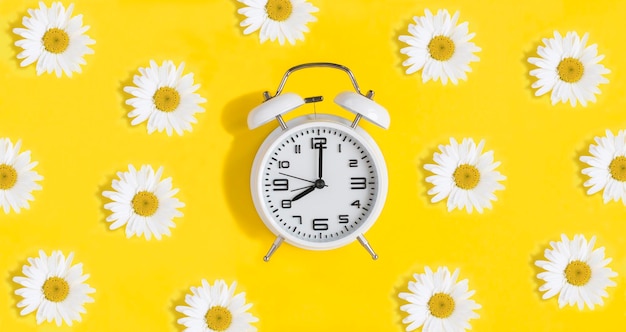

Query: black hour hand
[291,185,315,202]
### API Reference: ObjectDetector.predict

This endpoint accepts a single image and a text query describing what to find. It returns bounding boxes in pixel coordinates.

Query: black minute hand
[291,185,315,202]
[318,146,323,179]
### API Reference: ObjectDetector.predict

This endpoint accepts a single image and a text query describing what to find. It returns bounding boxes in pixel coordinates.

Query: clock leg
[357,234,379,260]
[263,236,284,262]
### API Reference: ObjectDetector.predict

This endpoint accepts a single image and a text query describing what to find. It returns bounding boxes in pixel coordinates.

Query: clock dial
[261,125,379,243]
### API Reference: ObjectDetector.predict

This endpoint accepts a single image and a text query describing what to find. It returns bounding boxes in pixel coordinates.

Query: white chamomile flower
[102,164,184,240]
[238,0,318,45]
[13,250,95,326]
[528,31,609,107]
[580,129,626,204]
[399,9,480,85]
[0,138,43,214]
[13,1,95,77]
[176,279,259,332]
[124,60,206,136]
[399,266,480,332]
[535,234,617,310]
[424,138,505,213]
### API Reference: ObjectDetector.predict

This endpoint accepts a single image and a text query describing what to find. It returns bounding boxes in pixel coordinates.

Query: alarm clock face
[251,115,387,250]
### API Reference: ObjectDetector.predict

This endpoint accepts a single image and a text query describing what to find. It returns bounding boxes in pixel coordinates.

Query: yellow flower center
[205,306,232,331]
[132,191,159,217]
[609,156,626,182]
[153,87,181,112]
[42,28,70,54]
[428,35,455,61]
[564,260,592,286]
[265,0,293,22]
[42,277,69,302]
[428,292,455,318]
[453,164,481,190]
[557,57,584,83]
[0,164,18,190]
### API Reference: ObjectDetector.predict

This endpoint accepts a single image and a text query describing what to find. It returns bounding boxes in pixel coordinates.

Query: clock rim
[250,114,388,250]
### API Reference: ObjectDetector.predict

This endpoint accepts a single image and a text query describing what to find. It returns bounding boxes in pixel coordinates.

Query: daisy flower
[399,266,480,332]
[535,234,617,310]
[238,0,318,45]
[13,250,95,326]
[13,1,95,77]
[176,279,259,331]
[102,164,184,240]
[528,31,609,107]
[580,129,626,204]
[0,138,43,214]
[124,60,206,136]
[424,138,505,213]
[399,9,480,85]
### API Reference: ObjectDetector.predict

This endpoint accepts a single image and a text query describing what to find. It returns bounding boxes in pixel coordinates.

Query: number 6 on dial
[248,63,390,262]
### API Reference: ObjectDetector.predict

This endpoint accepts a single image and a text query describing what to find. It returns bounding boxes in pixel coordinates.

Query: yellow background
[1,0,626,330]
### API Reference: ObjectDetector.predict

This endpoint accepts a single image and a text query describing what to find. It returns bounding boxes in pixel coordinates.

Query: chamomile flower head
[424,138,505,213]
[0,138,43,214]
[13,250,95,326]
[238,0,318,45]
[535,234,617,310]
[528,31,609,107]
[176,279,259,332]
[399,9,480,85]
[580,129,626,204]
[124,60,206,136]
[399,266,480,332]
[102,164,184,240]
[13,1,95,77]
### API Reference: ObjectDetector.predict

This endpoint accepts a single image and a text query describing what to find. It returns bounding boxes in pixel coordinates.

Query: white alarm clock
[248,63,390,261]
